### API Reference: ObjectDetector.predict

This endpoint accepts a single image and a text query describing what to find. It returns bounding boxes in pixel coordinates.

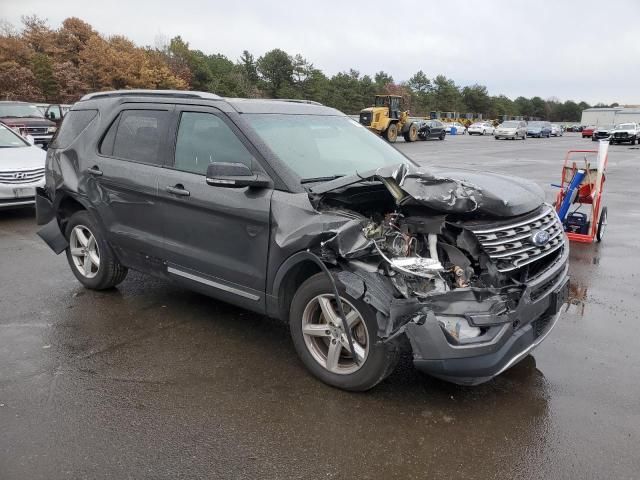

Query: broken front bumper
[405,246,569,385]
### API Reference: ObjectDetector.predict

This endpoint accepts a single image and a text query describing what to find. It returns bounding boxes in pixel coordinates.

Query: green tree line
[0,16,613,121]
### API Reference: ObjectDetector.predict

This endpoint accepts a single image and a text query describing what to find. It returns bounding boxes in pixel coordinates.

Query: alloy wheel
[301,294,369,375]
[69,225,100,278]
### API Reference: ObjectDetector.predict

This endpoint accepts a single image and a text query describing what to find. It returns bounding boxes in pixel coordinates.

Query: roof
[224,98,340,115]
[77,89,340,115]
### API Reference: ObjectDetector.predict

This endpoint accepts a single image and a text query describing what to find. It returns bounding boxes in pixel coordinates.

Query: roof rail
[268,98,324,106]
[79,89,222,101]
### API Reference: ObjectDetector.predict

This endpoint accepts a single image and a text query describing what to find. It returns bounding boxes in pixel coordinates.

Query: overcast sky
[3,0,638,104]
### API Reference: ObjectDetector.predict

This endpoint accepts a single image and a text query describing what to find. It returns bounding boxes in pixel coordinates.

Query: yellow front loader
[358,95,418,143]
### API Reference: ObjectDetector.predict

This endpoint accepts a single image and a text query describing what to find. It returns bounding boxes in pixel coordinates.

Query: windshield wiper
[300,175,345,184]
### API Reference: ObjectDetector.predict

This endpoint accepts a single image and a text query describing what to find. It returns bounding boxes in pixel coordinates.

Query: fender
[35,189,102,255]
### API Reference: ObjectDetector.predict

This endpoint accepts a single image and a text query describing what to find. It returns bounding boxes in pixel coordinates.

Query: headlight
[47,126,57,133]
[437,316,482,341]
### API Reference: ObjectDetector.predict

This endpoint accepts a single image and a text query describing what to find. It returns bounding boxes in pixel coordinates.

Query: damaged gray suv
[36,90,569,391]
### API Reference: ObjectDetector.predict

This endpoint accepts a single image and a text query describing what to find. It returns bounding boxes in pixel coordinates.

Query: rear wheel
[403,123,418,142]
[596,207,608,242]
[64,210,128,290]
[384,123,398,142]
[289,273,398,391]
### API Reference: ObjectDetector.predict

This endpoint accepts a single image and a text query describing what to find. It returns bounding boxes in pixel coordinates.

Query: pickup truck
[609,122,640,145]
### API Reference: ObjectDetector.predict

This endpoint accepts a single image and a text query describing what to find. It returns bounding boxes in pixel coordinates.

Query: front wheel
[403,123,418,142]
[439,132,445,140]
[64,210,128,290]
[289,273,398,391]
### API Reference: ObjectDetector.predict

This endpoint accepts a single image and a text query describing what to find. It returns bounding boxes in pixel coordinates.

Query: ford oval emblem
[530,230,550,246]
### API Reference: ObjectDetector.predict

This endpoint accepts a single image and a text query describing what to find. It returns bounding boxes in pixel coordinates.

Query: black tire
[402,123,418,142]
[289,272,399,391]
[384,123,398,142]
[64,210,128,290]
[592,136,597,141]
[439,132,445,140]
[632,137,637,145]
[596,207,607,242]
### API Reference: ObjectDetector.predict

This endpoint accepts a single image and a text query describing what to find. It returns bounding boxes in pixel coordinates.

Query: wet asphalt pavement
[1,133,639,479]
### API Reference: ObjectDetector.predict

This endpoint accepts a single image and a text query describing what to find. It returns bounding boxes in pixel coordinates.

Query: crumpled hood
[309,163,545,217]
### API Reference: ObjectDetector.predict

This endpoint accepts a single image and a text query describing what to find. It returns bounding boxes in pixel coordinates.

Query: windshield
[528,122,543,127]
[243,114,412,180]
[0,125,29,148]
[0,103,45,119]
[598,124,614,130]
[616,123,635,130]
[500,121,519,128]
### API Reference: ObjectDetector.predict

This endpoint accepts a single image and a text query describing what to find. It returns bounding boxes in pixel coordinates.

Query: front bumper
[495,131,517,137]
[405,246,569,385]
[0,179,44,209]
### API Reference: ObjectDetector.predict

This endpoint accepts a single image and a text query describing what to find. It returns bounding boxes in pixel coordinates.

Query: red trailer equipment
[554,147,609,243]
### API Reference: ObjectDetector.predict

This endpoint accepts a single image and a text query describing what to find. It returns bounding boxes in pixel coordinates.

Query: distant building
[581,107,640,126]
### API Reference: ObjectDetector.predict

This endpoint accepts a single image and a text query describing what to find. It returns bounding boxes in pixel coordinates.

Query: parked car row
[581,123,640,144]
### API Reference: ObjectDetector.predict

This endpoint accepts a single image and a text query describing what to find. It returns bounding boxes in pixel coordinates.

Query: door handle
[87,166,103,176]
[165,184,190,197]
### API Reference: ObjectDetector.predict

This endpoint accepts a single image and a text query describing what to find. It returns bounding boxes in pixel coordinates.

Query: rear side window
[100,110,169,165]
[173,112,254,175]
[50,110,98,149]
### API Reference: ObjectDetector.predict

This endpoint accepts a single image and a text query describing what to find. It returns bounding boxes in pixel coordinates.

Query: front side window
[174,112,254,175]
[101,110,169,164]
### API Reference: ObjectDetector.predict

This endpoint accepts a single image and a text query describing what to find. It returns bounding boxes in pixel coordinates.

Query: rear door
[87,104,172,270]
[156,105,272,311]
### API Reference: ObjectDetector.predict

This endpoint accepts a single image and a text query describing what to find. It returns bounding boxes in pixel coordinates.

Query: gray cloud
[4,0,637,104]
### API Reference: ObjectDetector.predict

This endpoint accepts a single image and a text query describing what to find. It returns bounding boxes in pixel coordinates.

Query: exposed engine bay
[304,163,567,347]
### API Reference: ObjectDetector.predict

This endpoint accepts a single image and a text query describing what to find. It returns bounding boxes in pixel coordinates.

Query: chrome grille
[26,127,48,135]
[0,168,45,184]
[469,205,565,273]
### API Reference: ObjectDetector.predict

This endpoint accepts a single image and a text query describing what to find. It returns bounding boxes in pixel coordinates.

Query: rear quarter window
[99,110,170,165]
[50,110,98,149]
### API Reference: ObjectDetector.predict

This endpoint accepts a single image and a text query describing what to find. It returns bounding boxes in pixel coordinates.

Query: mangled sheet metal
[310,163,545,217]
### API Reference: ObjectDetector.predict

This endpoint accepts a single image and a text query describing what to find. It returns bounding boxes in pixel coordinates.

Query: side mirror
[25,134,35,145]
[205,162,271,189]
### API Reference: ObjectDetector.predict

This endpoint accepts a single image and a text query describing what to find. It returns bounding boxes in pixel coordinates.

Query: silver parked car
[0,122,46,209]
[551,124,564,137]
[494,121,527,140]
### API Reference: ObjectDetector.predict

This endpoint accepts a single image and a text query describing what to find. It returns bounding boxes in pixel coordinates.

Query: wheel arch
[270,251,323,321]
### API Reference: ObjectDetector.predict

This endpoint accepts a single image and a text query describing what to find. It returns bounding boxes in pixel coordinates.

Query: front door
[157,106,272,311]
